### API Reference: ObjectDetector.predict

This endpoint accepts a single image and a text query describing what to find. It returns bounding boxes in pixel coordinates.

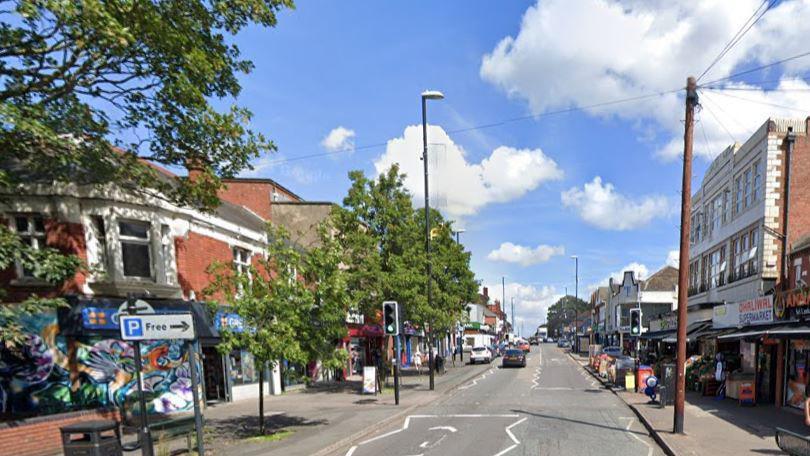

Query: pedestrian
[413,349,423,375]
[715,353,726,400]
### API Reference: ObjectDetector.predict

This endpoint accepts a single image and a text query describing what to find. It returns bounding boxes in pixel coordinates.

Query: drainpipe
[782,127,796,287]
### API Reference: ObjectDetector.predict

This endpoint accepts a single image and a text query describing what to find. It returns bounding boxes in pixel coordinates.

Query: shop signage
[362,366,377,394]
[774,287,810,320]
[120,313,196,340]
[713,296,773,328]
[215,311,245,333]
[82,300,155,330]
[649,315,677,332]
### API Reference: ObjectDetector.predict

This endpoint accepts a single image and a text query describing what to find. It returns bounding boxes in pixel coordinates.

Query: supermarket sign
[713,296,773,328]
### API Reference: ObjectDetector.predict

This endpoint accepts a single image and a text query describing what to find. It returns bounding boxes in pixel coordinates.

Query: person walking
[413,349,423,375]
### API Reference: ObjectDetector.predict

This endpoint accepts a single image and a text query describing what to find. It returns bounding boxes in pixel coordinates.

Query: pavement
[332,344,663,456]
[569,351,809,456]
[122,352,494,456]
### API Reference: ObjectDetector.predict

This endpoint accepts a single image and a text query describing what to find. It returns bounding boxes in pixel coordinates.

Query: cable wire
[264,88,683,165]
[697,0,773,82]
[702,50,810,86]
[700,93,737,144]
[703,88,810,113]
[701,91,754,138]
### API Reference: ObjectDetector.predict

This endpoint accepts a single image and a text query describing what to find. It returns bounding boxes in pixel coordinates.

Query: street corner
[343,414,529,456]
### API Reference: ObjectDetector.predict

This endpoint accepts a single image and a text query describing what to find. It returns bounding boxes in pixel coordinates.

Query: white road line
[345,446,357,456]
[492,444,517,456]
[620,417,654,456]
[358,428,405,445]
[533,387,574,390]
[491,417,529,456]
[429,426,457,432]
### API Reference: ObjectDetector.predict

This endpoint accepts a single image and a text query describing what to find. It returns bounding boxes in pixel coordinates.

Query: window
[90,215,108,273]
[748,227,759,274]
[722,189,730,224]
[795,258,803,288]
[710,195,723,234]
[119,220,152,278]
[233,247,251,275]
[752,161,762,202]
[693,212,702,243]
[735,176,743,215]
[13,214,46,278]
[743,169,752,209]
[709,247,725,289]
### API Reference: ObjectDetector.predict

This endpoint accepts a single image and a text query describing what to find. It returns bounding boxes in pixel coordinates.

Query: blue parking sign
[123,317,143,338]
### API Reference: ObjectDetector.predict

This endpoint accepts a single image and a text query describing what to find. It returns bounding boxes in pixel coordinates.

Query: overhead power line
[702,88,810,113]
[702,50,810,86]
[698,0,774,82]
[265,88,683,166]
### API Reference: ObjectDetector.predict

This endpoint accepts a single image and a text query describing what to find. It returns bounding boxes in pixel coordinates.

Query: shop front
[773,286,810,409]
[346,323,384,378]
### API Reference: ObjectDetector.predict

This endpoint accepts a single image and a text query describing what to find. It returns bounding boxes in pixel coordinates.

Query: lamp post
[571,255,579,352]
[453,228,466,243]
[422,89,443,391]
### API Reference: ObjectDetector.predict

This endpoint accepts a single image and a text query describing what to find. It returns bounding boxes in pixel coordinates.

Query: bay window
[119,220,152,279]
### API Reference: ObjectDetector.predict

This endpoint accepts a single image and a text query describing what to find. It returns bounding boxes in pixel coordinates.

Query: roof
[221,177,303,201]
[642,266,679,291]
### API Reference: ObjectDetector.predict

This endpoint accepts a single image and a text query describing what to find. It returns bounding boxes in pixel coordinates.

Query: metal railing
[776,427,810,456]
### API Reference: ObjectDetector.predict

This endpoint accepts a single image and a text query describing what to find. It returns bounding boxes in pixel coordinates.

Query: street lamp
[422,89,443,391]
[453,228,466,243]
[571,255,579,352]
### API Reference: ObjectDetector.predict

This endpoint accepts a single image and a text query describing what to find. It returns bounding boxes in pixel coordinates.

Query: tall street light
[453,228,466,243]
[422,89,443,391]
[571,255,579,352]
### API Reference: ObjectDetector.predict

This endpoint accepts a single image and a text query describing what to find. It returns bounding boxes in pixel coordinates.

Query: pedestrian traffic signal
[630,308,642,336]
[383,301,399,335]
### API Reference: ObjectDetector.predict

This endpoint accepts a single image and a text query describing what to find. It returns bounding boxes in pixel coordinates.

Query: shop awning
[640,329,675,340]
[648,321,712,343]
[718,324,810,340]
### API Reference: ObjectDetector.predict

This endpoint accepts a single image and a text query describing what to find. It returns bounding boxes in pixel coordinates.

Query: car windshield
[472,347,486,352]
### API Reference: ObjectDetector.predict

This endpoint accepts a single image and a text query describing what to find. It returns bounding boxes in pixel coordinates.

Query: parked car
[502,349,527,368]
[470,346,492,364]
[518,341,531,353]
[601,346,623,358]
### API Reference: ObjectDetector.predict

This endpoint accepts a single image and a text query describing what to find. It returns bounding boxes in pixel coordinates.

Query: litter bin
[660,363,676,406]
[61,420,122,456]
[435,355,445,374]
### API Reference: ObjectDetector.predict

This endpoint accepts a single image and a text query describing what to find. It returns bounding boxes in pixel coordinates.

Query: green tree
[205,223,348,435]
[546,295,590,337]
[0,224,81,350]
[1,0,292,208]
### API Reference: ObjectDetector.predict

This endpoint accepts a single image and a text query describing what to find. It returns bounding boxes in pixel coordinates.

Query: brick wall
[0,219,87,303]
[0,408,121,456]
[174,231,233,301]
[218,180,274,220]
[787,118,810,249]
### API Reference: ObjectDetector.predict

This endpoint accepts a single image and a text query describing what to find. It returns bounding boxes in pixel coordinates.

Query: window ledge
[87,280,182,299]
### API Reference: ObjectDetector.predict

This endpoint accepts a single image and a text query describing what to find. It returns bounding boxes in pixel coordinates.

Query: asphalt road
[337,344,664,456]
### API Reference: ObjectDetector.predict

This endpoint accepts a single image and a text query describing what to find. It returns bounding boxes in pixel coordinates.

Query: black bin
[660,363,676,406]
[61,420,122,456]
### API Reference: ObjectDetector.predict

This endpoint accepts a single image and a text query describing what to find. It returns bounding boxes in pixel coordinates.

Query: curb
[312,361,494,456]
[566,351,677,456]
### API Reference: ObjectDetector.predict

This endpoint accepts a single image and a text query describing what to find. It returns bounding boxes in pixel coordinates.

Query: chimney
[483,287,489,298]
[185,158,204,183]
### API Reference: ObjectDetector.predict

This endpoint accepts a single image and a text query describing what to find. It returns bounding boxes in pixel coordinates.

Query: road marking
[429,426,457,432]
[492,417,529,456]
[620,417,654,456]
[345,415,526,456]
[459,368,496,390]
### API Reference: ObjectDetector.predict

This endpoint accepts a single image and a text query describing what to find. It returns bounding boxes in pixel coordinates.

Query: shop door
[757,343,777,404]
[202,345,228,402]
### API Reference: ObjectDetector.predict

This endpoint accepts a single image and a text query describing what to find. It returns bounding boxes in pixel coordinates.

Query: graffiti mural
[0,311,195,419]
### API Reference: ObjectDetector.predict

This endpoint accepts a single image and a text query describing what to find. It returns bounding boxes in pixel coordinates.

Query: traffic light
[383,301,399,335]
[630,308,642,336]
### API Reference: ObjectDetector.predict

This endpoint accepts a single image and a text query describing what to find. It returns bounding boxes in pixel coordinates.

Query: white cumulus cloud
[321,126,356,152]
[480,0,810,161]
[487,242,565,266]
[561,176,672,230]
[374,125,563,220]
[666,249,680,268]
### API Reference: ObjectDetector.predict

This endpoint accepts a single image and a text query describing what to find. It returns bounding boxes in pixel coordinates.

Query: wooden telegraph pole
[674,76,698,434]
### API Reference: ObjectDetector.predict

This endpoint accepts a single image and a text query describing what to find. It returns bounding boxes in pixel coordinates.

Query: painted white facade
[688,118,807,307]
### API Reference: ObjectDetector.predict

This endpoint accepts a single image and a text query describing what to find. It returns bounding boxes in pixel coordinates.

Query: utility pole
[674,76,698,434]
[572,255,579,352]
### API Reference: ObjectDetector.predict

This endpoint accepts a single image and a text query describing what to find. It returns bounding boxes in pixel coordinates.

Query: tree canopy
[546,295,590,336]
[1,0,293,209]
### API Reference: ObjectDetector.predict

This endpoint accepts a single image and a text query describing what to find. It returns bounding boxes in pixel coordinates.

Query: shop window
[228,349,258,385]
[282,359,306,387]
[119,220,152,279]
[12,214,46,278]
[785,340,810,409]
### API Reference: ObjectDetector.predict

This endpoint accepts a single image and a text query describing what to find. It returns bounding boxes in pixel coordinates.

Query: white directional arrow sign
[120,313,196,340]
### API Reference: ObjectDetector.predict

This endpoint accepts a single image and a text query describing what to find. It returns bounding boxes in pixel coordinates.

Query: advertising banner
[713,296,773,328]
[362,366,377,394]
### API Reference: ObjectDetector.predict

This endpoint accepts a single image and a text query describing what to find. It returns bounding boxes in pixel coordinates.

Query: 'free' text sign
[120,313,196,340]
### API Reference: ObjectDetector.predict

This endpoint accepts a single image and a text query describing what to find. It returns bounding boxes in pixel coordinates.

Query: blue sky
[222,0,810,333]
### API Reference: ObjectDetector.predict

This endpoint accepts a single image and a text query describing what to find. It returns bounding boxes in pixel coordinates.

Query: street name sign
[120,313,196,340]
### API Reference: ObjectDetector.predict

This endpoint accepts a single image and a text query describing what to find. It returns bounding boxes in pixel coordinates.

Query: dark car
[502,349,526,368]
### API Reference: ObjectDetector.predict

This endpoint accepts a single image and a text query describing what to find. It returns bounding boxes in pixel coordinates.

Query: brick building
[0,169,314,455]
